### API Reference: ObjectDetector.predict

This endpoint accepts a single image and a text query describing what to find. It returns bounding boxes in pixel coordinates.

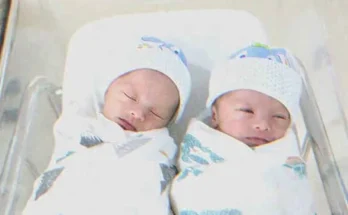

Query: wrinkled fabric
[171,119,316,215]
[23,114,177,215]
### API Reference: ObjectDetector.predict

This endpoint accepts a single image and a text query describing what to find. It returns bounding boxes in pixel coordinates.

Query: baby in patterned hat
[207,43,302,148]
[23,36,191,215]
[171,43,316,215]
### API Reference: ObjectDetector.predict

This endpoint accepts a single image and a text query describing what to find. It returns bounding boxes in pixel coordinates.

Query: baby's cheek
[272,117,291,129]
[221,113,248,126]
[219,120,242,137]
[104,100,123,118]
[274,129,288,140]
[142,119,166,131]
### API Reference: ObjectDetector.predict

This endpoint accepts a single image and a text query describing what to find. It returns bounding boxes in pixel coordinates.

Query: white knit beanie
[94,36,191,123]
[206,43,303,122]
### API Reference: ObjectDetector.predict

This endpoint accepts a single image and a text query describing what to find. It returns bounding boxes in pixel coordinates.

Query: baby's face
[103,69,179,132]
[211,90,291,147]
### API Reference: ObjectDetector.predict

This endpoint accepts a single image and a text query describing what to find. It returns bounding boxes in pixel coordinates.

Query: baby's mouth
[117,118,136,132]
[244,137,269,147]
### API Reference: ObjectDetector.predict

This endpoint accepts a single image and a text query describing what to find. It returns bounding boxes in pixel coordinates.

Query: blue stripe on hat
[229,43,290,67]
[141,36,188,67]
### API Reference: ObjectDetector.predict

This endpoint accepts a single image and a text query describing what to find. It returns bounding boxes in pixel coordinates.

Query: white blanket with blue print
[23,114,177,215]
[170,118,316,215]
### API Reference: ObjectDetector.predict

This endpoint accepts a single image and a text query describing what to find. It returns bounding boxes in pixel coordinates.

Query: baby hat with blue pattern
[96,36,191,123]
[206,43,303,122]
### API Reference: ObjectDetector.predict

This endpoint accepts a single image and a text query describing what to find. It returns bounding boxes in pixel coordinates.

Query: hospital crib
[0,0,348,214]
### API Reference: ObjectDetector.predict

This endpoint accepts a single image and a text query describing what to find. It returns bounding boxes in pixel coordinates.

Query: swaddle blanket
[23,113,178,215]
[171,118,316,215]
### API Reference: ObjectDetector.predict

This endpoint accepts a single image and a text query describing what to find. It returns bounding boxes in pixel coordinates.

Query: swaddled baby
[171,44,316,215]
[22,36,191,215]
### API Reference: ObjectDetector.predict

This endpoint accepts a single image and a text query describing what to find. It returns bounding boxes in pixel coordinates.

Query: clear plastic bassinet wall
[0,0,348,214]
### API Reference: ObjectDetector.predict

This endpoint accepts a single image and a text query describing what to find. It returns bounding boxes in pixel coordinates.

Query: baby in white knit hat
[171,43,316,215]
[23,36,191,215]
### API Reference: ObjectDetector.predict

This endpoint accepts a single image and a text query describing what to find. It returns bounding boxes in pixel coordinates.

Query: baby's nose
[130,106,146,121]
[253,118,271,131]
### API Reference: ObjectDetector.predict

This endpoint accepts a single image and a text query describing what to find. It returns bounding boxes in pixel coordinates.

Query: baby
[22,36,191,215]
[171,44,316,215]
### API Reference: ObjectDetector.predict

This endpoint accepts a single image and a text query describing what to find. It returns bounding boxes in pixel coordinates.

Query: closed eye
[123,92,136,101]
[151,110,164,120]
[237,108,253,114]
[273,114,287,120]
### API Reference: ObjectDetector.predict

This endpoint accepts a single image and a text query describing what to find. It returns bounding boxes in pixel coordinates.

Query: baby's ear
[211,105,219,128]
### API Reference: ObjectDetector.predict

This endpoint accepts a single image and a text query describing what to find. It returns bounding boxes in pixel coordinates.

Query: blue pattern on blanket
[35,167,64,200]
[181,134,224,164]
[283,162,307,179]
[56,151,75,163]
[178,134,224,180]
[160,164,178,193]
[177,167,203,181]
[180,209,243,215]
[80,131,104,147]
